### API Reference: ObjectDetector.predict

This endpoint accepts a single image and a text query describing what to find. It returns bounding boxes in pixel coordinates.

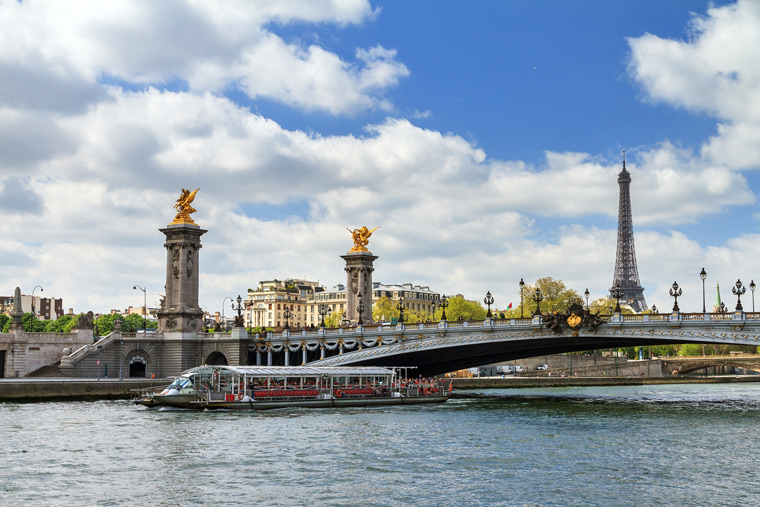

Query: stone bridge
[660,355,760,375]
[250,311,760,377]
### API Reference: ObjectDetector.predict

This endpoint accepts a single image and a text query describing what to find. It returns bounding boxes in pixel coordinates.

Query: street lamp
[357,293,365,326]
[532,288,543,316]
[750,280,756,312]
[732,279,746,312]
[519,278,525,318]
[397,297,405,323]
[584,288,590,310]
[651,304,658,314]
[440,295,449,321]
[283,307,292,330]
[31,285,43,318]
[669,281,682,312]
[611,284,623,313]
[318,304,331,328]
[700,268,707,313]
[483,291,494,318]
[232,295,244,327]
[133,285,147,330]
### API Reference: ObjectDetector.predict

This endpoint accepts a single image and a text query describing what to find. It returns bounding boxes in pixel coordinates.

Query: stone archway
[206,351,228,365]
[128,354,148,377]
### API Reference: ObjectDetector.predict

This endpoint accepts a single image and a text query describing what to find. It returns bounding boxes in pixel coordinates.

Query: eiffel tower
[610,153,648,312]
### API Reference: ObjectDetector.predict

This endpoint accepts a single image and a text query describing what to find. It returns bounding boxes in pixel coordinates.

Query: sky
[2,0,760,316]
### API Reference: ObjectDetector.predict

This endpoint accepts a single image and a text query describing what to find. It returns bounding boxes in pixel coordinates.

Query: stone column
[341,251,377,324]
[157,223,207,333]
[9,286,23,333]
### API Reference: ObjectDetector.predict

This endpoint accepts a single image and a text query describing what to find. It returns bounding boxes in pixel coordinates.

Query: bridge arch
[205,351,228,366]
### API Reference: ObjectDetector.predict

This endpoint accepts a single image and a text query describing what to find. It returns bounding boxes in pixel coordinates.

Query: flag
[507,302,513,309]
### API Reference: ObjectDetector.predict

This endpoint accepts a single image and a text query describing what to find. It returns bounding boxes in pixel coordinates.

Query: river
[3,382,760,506]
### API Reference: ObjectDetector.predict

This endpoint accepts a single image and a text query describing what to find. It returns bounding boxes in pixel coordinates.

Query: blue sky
[0,0,758,315]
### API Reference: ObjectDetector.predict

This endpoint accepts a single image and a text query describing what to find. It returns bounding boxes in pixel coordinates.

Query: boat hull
[140,395,449,410]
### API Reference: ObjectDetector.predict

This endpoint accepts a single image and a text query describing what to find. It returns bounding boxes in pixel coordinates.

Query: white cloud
[628,0,760,170]
[0,0,400,116]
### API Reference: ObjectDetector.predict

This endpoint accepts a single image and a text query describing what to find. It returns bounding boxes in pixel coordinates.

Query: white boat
[133,365,451,410]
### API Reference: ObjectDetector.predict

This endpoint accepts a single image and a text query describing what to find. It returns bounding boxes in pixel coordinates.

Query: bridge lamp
[356,293,365,326]
[669,281,682,313]
[519,278,525,318]
[651,304,658,314]
[133,285,147,331]
[612,284,623,314]
[483,291,494,318]
[31,285,43,318]
[532,288,543,316]
[318,304,330,328]
[700,268,707,314]
[750,280,756,313]
[283,307,291,330]
[732,279,746,312]
[397,297,405,323]
[440,295,449,321]
[584,288,589,310]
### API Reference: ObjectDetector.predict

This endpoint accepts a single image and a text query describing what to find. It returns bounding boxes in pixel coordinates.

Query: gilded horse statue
[347,226,379,252]
[172,188,200,224]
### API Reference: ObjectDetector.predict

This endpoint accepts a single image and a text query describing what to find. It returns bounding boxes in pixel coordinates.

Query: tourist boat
[133,365,451,410]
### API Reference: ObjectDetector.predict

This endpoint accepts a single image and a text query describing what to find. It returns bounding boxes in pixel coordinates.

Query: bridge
[243,309,760,377]
[661,355,760,375]
[49,308,760,379]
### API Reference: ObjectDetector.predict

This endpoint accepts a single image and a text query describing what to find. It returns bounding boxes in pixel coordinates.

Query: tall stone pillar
[157,223,207,333]
[341,251,377,324]
[9,286,24,332]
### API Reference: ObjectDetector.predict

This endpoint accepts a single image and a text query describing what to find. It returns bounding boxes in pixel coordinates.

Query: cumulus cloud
[628,0,760,170]
[0,0,400,116]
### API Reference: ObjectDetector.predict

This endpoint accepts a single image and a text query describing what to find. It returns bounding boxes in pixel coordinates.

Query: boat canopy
[181,365,395,377]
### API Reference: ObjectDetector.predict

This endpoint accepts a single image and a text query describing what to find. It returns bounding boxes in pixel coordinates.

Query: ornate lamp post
[133,285,147,330]
[611,284,623,313]
[483,291,494,318]
[532,288,543,316]
[397,297,405,323]
[732,279,746,311]
[651,304,658,314]
[700,268,707,313]
[584,288,590,310]
[318,304,331,328]
[669,281,682,312]
[232,295,245,327]
[440,295,449,321]
[431,300,436,322]
[356,293,365,326]
[750,280,756,312]
[519,278,525,318]
[31,285,43,318]
[283,307,292,330]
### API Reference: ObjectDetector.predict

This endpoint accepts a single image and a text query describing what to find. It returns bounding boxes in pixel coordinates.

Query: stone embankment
[452,375,760,390]
[0,378,167,402]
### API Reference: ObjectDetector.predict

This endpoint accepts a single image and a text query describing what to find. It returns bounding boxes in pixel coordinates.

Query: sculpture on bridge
[544,303,604,335]
[347,226,379,252]
[172,188,200,225]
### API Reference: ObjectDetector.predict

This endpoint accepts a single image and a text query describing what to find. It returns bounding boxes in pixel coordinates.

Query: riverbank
[451,375,760,392]
[0,378,167,402]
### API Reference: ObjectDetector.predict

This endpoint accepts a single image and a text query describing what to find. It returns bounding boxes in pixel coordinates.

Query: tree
[372,296,398,323]
[0,314,9,332]
[518,277,582,316]
[437,295,486,321]
[324,310,342,328]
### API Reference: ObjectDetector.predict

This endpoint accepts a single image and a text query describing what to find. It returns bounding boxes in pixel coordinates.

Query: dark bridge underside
[339,336,691,377]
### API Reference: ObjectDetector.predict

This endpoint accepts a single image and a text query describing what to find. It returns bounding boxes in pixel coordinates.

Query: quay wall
[1,329,93,378]
[452,375,760,390]
[0,379,168,401]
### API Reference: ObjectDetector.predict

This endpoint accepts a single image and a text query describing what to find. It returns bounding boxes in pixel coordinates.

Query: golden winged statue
[347,226,379,252]
[171,188,200,225]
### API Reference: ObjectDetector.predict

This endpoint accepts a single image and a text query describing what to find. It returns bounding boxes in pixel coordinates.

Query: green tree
[372,296,399,323]
[324,310,342,328]
[437,295,486,321]
[0,314,9,332]
[518,277,582,316]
